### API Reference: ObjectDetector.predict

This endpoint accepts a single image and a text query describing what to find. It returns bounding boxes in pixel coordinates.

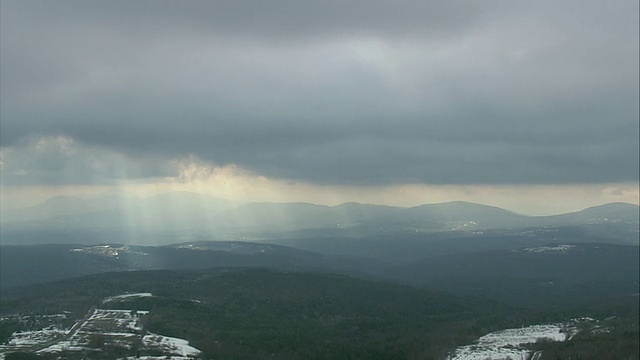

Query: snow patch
[448,324,566,360]
[119,357,194,360]
[142,334,201,357]
[103,293,153,303]
[522,245,575,253]
[1,294,200,359]
[5,327,67,346]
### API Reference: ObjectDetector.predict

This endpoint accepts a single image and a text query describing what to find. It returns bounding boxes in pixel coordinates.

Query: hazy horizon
[1,186,638,217]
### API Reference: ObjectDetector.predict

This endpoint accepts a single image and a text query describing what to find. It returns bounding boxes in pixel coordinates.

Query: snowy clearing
[522,245,575,253]
[447,324,567,360]
[5,327,67,346]
[142,334,201,357]
[103,292,154,303]
[0,293,200,359]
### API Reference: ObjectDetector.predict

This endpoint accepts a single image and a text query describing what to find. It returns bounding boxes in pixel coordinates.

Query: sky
[0,0,638,215]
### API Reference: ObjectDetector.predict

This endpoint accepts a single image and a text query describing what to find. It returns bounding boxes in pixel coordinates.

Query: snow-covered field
[84,309,149,331]
[36,308,150,354]
[522,245,576,253]
[119,357,196,360]
[447,324,568,360]
[142,334,201,357]
[103,292,154,303]
[1,293,201,359]
[4,326,67,347]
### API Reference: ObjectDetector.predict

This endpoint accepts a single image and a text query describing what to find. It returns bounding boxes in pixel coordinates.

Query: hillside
[0,242,386,290]
[2,267,637,360]
[0,268,504,359]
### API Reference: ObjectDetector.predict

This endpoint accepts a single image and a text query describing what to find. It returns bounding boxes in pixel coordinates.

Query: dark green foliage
[0,242,386,290]
[1,268,506,359]
[422,277,640,315]
[530,316,640,360]
[136,269,493,359]
[0,319,21,344]
[388,243,640,284]
[0,244,126,290]
[1,267,638,359]
[5,353,43,360]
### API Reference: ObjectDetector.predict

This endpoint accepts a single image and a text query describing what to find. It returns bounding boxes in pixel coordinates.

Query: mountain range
[2,191,638,292]
[1,192,638,246]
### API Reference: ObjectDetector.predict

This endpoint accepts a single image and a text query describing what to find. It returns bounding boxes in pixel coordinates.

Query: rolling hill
[1,192,637,246]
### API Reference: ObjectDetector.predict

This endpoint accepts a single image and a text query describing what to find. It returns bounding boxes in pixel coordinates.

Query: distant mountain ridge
[534,202,640,225]
[1,193,637,244]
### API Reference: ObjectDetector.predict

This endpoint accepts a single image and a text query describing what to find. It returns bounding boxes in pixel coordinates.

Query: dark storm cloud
[0,136,175,186]
[1,0,638,185]
[0,0,491,42]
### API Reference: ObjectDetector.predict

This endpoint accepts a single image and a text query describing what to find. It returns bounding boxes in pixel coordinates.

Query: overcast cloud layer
[1,0,638,186]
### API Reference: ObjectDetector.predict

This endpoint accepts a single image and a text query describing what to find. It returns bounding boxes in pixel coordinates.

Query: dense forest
[1,267,638,359]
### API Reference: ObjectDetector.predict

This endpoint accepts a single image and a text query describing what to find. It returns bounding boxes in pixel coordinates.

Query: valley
[0,195,638,359]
